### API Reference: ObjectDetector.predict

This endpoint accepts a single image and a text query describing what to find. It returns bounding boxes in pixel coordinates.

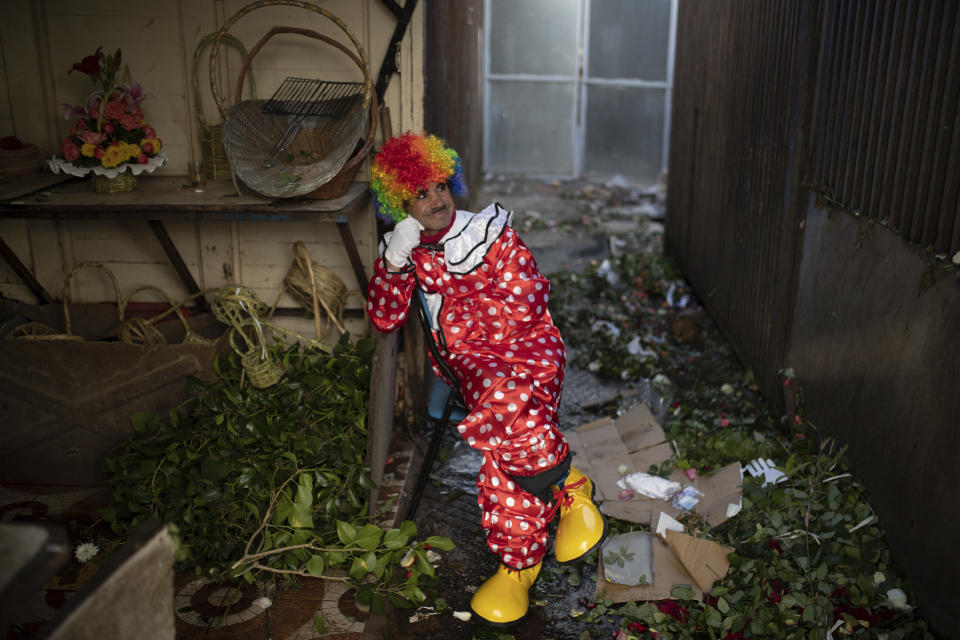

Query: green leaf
[717,597,730,613]
[314,614,326,634]
[337,521,358,545]
[424,536,455,551]
[414,549,435,578]
[289,502,313,529]
[200,458,232,481]
[298,471,313,492]
[305,554,325,577]
[355,524,383,551]
[295,482,313,508]
[349,556,367,580]
[399,520,417,538]
[706,606,723,628]
[272,497,293,525]
[360,551,378,573]
[387,593,415,609]
[383,528,410,549]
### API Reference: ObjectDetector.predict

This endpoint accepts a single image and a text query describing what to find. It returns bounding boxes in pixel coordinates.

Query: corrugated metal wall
[809,1,960,255]
[667,0,960,404]
[666,0,820,405]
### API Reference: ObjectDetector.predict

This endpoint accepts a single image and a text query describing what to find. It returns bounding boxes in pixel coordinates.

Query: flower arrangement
[49,47,166,187]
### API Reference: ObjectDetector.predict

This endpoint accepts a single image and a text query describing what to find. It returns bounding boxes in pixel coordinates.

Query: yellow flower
[121,142,141,161]
[101,145,125,168]
[81,143,97,158]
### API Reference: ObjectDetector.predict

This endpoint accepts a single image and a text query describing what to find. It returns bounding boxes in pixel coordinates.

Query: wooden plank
[0,174,71,201]
[365,329,397,515]
[0,176,369,219]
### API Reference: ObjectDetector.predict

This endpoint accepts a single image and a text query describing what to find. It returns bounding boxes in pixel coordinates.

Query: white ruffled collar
[435,203,512,274]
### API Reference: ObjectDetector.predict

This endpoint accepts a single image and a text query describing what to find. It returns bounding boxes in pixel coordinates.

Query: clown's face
[405,180,455,232]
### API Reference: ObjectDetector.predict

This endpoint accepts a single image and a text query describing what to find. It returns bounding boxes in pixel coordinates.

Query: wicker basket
[6,262,124,341]
[232,26,378,200]
[192,33,256,181]
[92,172,137,193]
[210,1,373,198]
[117,285,214,345]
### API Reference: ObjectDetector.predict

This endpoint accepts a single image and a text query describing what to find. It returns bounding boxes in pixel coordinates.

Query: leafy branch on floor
[102,336,453,609]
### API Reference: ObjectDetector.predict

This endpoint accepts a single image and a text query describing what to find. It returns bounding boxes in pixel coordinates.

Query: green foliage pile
[102,336,453,608]
[549,255,932,638]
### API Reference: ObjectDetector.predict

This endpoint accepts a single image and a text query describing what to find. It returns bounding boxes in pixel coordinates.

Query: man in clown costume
[366,132,606,626]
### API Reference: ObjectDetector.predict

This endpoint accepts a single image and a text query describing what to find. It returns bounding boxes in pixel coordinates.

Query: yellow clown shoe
[553,466,608,563]
[470,562,542,626]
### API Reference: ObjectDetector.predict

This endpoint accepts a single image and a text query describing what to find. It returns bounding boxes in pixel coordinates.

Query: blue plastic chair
[405,289,469,521]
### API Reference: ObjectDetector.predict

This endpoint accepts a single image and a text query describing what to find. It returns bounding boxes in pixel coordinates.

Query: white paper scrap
[616,472,682,500]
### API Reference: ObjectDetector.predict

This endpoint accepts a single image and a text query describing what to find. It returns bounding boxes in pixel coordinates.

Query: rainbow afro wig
[370,131,467,223]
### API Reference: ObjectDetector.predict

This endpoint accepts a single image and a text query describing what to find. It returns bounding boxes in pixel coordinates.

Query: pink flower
[144,125,156,139]
[94,146,105,159]
[61,138,80,162]
[684,467,697,481]
[137,153,148,164]
[141,141,154,154]
[118,113,141,131]
[104,100,126,120]
[103,122,115,134]
[613,631,628,640]
[718,413,731,428]
[80,130,106,145]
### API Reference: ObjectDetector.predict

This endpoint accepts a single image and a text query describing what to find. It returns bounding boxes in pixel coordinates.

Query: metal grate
[263,77,364,117]
[258,77,365,168]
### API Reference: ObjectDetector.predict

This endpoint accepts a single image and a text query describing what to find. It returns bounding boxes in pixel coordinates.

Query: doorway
[483,0,677,187]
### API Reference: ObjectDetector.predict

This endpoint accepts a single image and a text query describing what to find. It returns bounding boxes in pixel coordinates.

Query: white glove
[384,216,425,268]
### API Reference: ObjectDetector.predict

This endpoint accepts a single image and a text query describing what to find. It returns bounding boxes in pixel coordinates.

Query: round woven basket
[8,262,124,341]
[192,32,256,181]
[92,172,137,193]
[210,0,373,198]
[232,25,378,200]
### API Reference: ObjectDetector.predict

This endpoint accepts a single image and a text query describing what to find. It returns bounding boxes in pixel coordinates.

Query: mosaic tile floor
[1,432,416,640]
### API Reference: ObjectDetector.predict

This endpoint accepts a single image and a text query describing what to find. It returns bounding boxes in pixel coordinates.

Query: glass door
[484,0,676,186]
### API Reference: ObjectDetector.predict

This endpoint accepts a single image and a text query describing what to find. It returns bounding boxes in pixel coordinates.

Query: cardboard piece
[664,530,733,593]
[596,531,704,603]
[569,402,743,602]
[569,402,743,526]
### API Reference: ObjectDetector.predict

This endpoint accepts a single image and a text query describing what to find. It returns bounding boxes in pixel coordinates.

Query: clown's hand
[385,216,425,269]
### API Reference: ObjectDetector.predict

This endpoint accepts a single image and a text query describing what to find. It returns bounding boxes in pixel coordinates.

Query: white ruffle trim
[47,153,168,179]
[441,203,512,274]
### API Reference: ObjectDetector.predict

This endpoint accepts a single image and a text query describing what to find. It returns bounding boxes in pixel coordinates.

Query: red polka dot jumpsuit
[367,204,570,570]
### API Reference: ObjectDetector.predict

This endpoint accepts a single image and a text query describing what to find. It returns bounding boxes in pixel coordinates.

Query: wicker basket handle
[235,26,356,103]
[209,0,371,119]
[192,32,257,132]
[62,262,123,336]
